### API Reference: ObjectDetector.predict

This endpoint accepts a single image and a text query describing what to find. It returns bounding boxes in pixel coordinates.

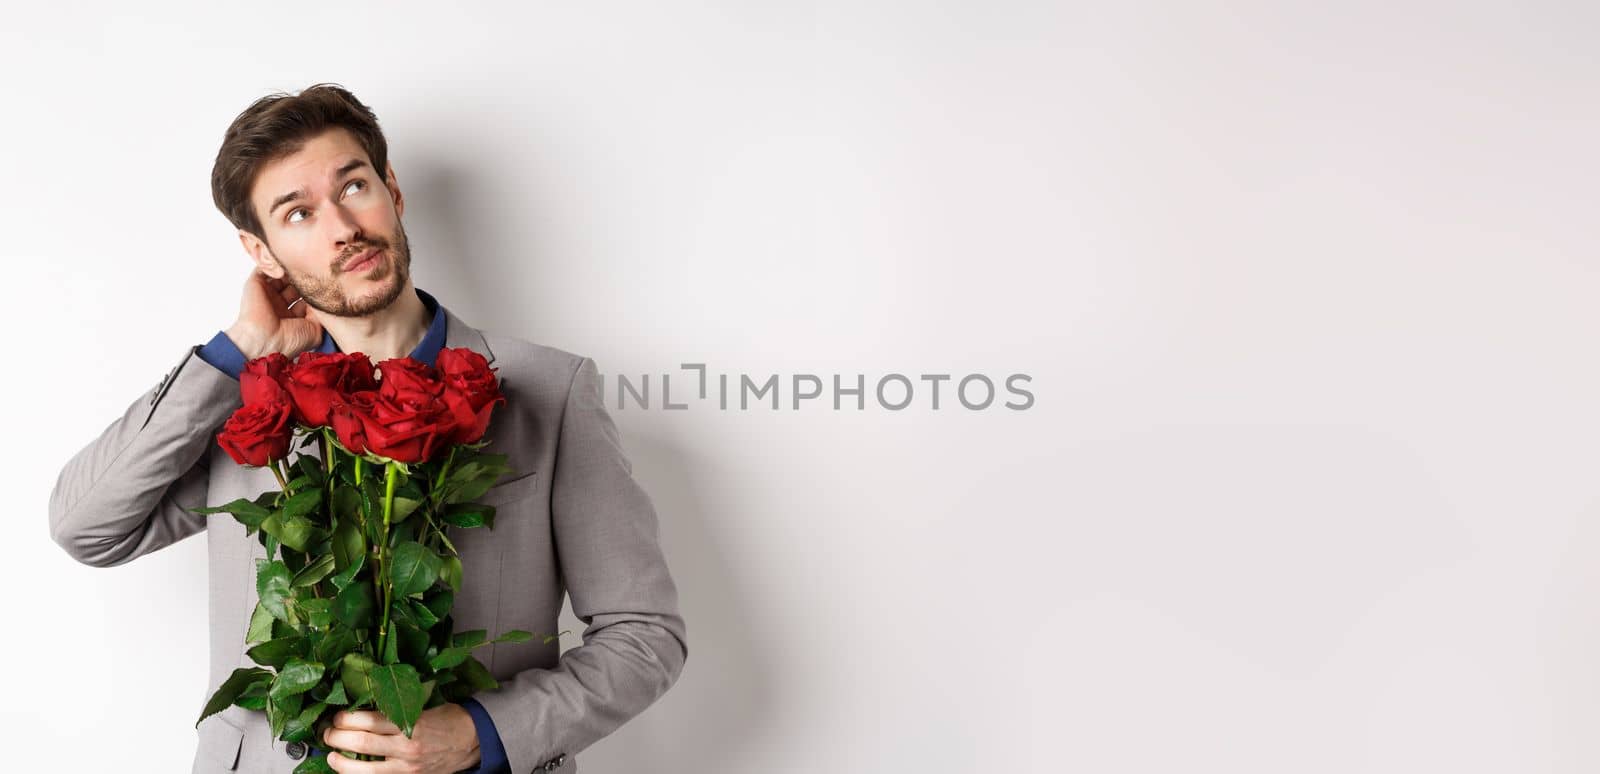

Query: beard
[273,220,414,318]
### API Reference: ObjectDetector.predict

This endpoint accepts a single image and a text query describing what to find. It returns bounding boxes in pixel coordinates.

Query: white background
[2,1,1596,772]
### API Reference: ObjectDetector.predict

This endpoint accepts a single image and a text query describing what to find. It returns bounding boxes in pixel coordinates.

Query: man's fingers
[332,710,401,734]
[324,750,389,773]
[323,728,414,759]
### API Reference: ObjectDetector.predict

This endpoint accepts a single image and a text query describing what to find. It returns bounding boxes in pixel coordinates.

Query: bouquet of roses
[189,347,546,773]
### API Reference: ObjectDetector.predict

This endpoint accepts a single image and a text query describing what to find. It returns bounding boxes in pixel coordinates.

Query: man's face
[245,126,412,318]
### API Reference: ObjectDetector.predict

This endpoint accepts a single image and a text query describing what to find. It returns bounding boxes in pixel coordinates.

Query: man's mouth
[344,248,381,273]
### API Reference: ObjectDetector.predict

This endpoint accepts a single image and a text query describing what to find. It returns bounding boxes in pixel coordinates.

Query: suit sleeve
[48,344,243,567]
[471,356,689,773]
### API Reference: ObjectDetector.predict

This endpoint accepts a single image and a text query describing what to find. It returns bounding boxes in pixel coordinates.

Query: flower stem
[270,459,291,494]
[377,461,398,660]
[432,446,457,497]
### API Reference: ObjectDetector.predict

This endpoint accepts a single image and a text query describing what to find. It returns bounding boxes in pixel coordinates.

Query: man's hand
[321,704,481,773]
[225,270,324,359]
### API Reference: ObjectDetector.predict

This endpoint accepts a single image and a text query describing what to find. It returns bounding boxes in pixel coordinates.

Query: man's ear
[238,230,285,279]
[385,161,404,219]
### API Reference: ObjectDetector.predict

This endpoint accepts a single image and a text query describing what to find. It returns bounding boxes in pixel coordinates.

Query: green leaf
[260,511,318,554]
[423,589,454,623]
[331,518,365,573]
[282,489,323,519]
[295,452,326,480]
[294,754,337,774]
[332,580,375,629]
[331,485,362,521]
[324,680,349,706]
[382,619,399,665]
[429,628,527,671]
[283,699,327,743]
[341,653,377,704]
[389,542,441,598]
[236,681,269,711]
[313,626,358,667]
[491,630,534,644]
[439,556,463,593]
[390,496,423,524]
[245,601,275,645]
[370,664,426,738]
[408,599,440,630]
[443,461,486,489]
[278,514,320,553]
[329,550,365,592]
[455,655,499,692]
[246,636,305,669]
[267,690,299,738]
[293,554,337,588]
[299,598,334,630]
[190,497,271,521]
[427,646,470,672]
[441,502,495,529]
[256,560,293,621]
[196,667,271,727]
[269,658,325,702]
[439,455,513,505]
[397,621,430,665]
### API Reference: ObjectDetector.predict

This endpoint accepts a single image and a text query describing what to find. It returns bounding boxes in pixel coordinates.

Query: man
[47,83,687,774]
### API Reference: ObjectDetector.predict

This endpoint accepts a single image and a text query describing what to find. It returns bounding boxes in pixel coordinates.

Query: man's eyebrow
[266,159,373,217]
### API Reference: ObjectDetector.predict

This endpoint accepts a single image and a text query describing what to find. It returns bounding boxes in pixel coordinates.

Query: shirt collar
[315,287,449,366]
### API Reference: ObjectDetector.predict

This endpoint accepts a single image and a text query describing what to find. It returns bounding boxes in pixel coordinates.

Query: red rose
[284,352,379,428]
[216,394,294,467]
[375,358,443,401]
[328,391,376,455]
[354,387,455,464]
[437,348,505,444]
[240,353,291,406]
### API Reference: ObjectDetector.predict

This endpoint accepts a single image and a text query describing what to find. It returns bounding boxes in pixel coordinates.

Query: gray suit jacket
[47,303,688,774]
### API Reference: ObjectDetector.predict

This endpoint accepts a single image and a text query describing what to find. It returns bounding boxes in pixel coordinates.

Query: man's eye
[286,181,364,224]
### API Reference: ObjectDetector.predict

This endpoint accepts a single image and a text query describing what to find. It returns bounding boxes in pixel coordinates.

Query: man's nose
[327,202,363,246]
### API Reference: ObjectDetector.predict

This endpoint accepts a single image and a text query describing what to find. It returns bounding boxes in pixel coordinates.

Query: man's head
[211,83,413,318]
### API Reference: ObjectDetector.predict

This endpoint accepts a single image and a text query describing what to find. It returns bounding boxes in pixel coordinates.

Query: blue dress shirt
[196,286,510,774]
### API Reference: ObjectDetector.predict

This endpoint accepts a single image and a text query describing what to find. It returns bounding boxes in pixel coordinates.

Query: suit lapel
[440,302,496,365]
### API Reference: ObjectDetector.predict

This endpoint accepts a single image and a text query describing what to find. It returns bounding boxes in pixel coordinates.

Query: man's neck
[322,281,430,362]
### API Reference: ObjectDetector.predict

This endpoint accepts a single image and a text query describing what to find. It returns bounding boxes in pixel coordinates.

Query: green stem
[425,447,460,556]
[432,446,457,498]
[270,459,291,494]
[377,461,398,659]
[320,427,333,530]
[354,456,381,653]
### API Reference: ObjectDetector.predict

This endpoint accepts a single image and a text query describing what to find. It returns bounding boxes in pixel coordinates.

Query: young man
[47,83,687,774]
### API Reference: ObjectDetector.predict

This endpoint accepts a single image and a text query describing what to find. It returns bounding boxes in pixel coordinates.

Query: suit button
[286,741,308,760]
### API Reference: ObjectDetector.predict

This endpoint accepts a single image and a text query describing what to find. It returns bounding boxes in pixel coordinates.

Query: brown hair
[211,82,390,242]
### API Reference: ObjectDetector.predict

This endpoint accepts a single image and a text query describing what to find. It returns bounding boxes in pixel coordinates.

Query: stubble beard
[277,221,414,319]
